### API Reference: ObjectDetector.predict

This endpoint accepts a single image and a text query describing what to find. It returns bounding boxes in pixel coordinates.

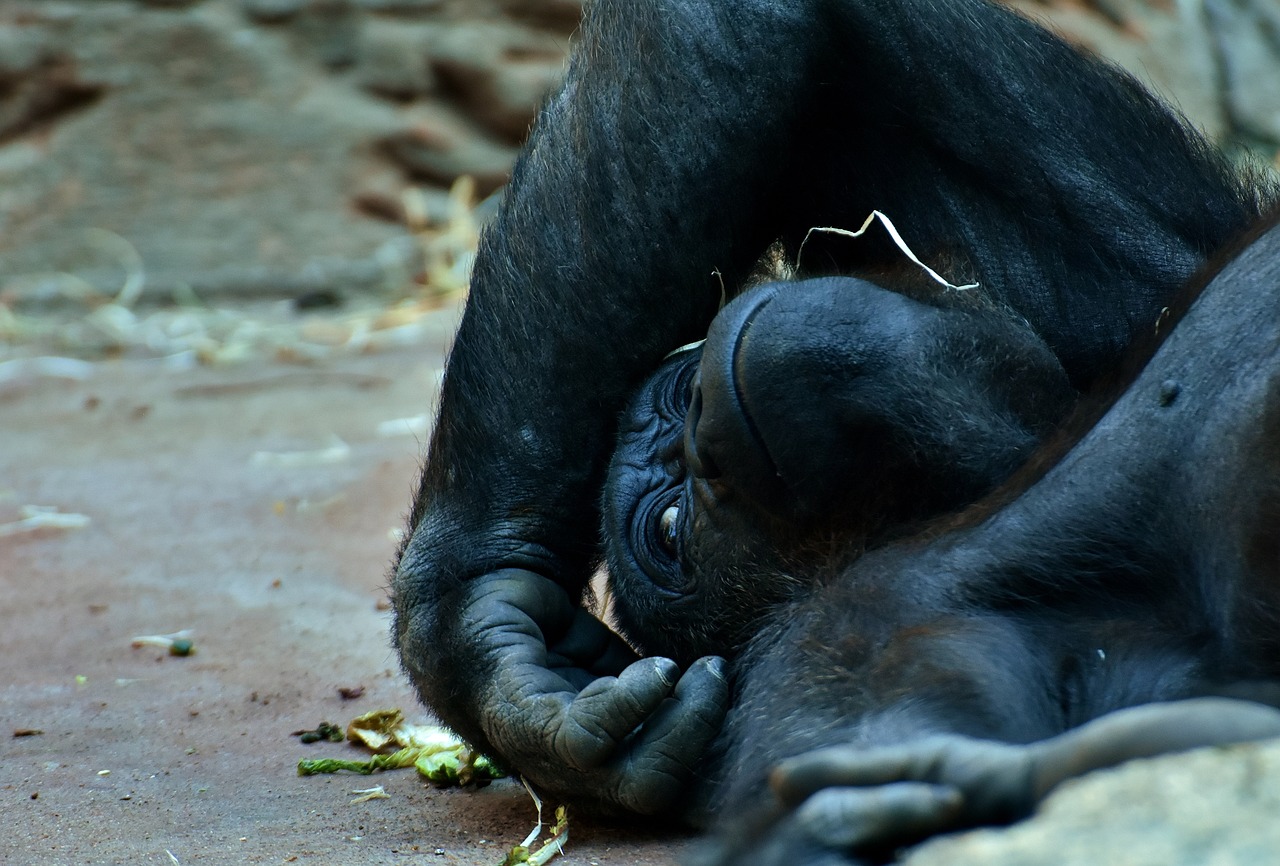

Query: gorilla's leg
[392,0,1267,815]
[704,221,1280,859]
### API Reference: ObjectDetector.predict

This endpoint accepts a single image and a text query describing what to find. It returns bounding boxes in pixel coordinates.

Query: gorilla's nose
[684,284,784,497]
[686,277,897,515]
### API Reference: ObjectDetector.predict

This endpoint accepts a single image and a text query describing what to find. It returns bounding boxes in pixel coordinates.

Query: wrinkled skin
[391,0,1279,844]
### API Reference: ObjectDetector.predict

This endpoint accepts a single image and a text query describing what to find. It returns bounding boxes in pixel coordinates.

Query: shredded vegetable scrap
[296,708,504,786]
[292,722,345,744]
[498,781,569,866]
[130,629,195,656]
[251,436,350,468]
[0,505,91,538]
[349,785,390,804]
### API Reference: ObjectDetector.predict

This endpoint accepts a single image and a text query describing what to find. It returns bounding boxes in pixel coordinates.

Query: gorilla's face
[601,342,809,669]
[602,276,1076,666]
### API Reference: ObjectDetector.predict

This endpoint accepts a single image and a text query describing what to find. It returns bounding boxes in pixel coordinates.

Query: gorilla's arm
[393,0,826,815]
[392,0,1265,814]
[766,699,1280,854]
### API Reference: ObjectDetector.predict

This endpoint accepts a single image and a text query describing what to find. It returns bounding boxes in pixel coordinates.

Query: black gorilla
[390,0,1280,859]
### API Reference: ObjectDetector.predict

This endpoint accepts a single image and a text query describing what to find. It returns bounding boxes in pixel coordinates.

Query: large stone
[0,0,583,307]
[1205,0,1280,146]
[353,18,437,102]
[0,0,561,307]
[428,21,568,143]
[0,2,408,303]
[906,739,1280,866]
[377,102,521,196]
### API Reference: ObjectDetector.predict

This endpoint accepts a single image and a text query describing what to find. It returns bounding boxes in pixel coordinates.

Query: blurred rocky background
[0,0,586,360]
[2,2,1280,863]
[0,0,1277,350]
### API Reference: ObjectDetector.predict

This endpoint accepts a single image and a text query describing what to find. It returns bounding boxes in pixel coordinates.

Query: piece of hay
[798,210,980,292]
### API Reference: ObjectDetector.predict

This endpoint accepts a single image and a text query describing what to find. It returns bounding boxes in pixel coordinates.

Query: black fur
[391,0,1280,855]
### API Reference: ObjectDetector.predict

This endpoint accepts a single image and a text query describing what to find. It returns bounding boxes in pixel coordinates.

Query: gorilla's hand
[765,698,1280,856]
[455,570,729,815]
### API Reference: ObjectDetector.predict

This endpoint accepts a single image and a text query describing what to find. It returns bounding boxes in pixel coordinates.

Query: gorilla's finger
[1032,698,1280,798]
[612,656,730,814]
[771,742,947,806]
[773,735,1031,810]
[794,783,963,850]
[547,603,641,679]
[553,657,681,770]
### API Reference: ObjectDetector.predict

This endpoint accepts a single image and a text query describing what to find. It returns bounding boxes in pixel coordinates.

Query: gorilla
[390,0,1280,861]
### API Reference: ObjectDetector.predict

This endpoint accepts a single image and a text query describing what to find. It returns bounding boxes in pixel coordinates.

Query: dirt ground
[0,301,685,866]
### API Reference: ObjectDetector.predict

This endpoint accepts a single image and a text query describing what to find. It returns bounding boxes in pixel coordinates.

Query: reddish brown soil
[0,307,685,866]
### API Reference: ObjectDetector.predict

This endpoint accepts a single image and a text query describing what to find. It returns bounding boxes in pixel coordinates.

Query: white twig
[798,210,979,291]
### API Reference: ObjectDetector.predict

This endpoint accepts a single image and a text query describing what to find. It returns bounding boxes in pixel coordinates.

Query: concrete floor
[0,303,684,866]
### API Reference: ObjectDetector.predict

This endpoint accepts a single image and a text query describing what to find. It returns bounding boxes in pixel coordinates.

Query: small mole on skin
[1158,380,1181,407]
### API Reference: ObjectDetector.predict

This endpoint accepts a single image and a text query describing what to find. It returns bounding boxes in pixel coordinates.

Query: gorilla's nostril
[684,377,722,479]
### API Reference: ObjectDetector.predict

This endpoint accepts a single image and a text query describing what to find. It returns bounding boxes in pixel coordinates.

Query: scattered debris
[130,629,195,656]
[293,722,345,744]
[0,178,480,366]
[13,728,44,737]
[294,494,346,514]
[251,435,350,468]
[498,781,569,866]
[376,413,430,438]
[0,505,91,538]
[296,708,504,786]
[0,355,95,384]
[349,785,390,804]
[337,685,366,701]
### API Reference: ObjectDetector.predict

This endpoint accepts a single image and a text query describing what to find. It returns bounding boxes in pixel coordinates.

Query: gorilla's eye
[658,504,680,556]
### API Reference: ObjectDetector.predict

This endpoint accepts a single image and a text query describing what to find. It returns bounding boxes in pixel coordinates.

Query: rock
[1205,0,1280,147]
[353,19,436,102]
[428,21,567,143]
[377,103,520,195]
[356,0,445,14]
[241,0,307,22]
[0,46,105,145]
[497,0,584,31]
[0,1,413,303]
[287,0,361,69]
[905,740,1280,866]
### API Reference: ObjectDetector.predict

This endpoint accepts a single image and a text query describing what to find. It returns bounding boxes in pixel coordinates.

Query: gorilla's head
[602,276,1076,666]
